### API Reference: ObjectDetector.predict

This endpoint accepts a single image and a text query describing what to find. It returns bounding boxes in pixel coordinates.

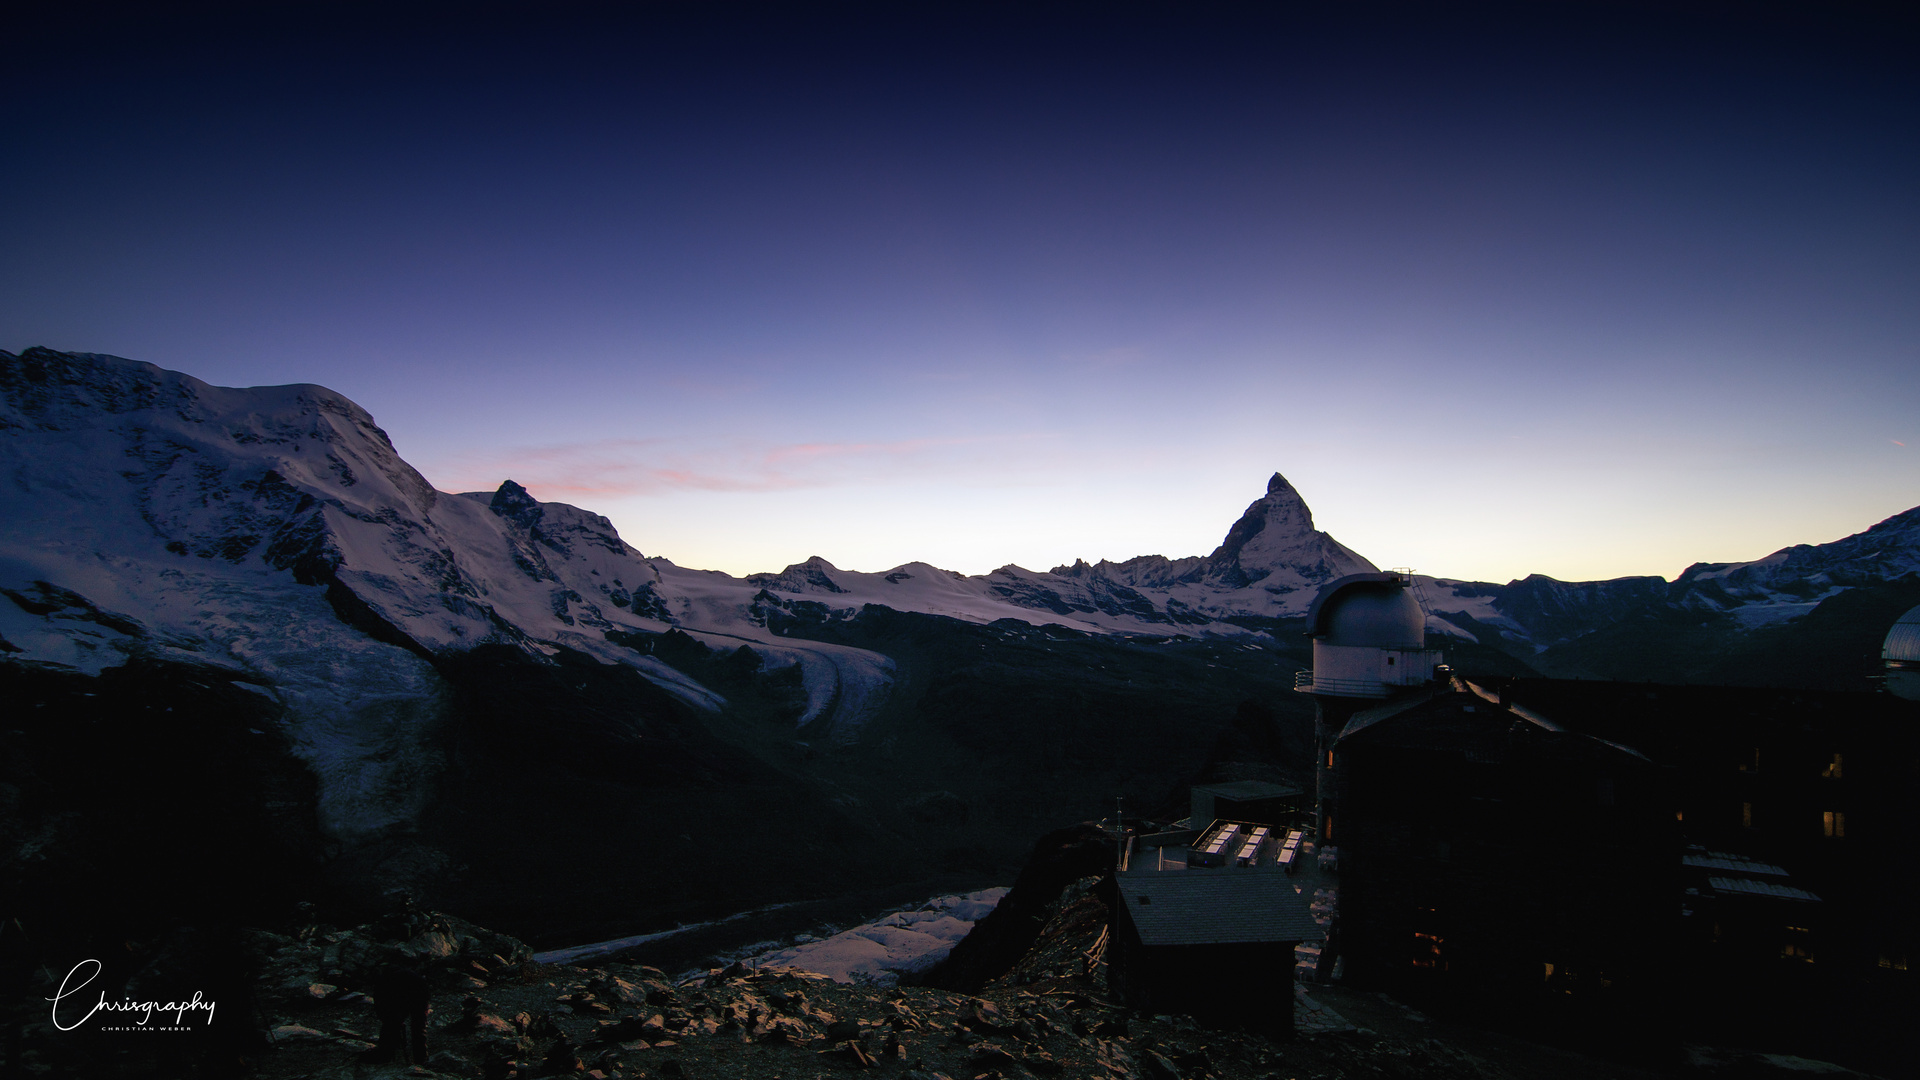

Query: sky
[5,2,1917,583]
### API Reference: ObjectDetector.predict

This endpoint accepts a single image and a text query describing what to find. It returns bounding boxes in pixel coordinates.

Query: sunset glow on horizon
[5,4,1915,583]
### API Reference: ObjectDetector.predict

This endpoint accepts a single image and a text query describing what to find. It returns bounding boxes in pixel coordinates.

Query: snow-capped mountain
[1418,506,1920,654]
[6,347,1919,850]
[0,349,1374,846]
[1671,505,1920,610]
[8,348,1917,681]
[736,474,1376,632]
[1047,472,1375,607]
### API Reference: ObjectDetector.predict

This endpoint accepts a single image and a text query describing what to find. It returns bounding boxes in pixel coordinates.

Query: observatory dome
[1886,604,1920,664]
[1309,574,1425,649]
[1886,604,1920,702]
[1300,572,1441,698]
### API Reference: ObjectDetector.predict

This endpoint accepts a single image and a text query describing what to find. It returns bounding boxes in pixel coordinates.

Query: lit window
[1740,748,1760,772]
[1878,953,1910,971]
[1822,753,1843,780]
[1782,926,1814,963]
[1543,961,1575,994]
[1411,906,1446,969]
[1742,802,1753,828]
[1412,932,1446,969]
[1823,811,1846,838]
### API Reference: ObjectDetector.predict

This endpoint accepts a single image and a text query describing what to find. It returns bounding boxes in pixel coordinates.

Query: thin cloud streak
[421,432,1063,501]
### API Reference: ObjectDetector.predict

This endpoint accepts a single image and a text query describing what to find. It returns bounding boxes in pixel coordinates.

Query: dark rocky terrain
[10,877,1879,1080]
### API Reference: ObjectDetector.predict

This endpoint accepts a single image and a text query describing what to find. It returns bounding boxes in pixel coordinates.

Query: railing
[1298,675,1394,698]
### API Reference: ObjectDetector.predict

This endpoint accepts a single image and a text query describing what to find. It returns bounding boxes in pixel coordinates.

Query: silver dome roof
[1885,604,1920,664]
[1307,573,1425,650]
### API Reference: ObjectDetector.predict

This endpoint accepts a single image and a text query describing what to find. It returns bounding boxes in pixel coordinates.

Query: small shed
[1110,869,1318,1031]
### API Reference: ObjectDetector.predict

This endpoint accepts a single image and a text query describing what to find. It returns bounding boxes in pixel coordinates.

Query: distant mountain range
[5,346,1916,941]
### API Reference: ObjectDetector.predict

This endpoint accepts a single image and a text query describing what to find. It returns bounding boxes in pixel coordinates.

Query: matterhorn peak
[1198,471,1374,589]
[1209,472,1316,563]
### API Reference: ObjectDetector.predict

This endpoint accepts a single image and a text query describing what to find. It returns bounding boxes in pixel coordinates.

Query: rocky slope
[4,894,1694,1080]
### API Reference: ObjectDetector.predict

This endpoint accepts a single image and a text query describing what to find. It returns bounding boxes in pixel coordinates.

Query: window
[1823,811,1846,838]
[1596,777,1615,807]
[1411,906,1447,971]
[1740,747,1760,772]
[1412,931,1446,968]
[1542,961,1576,994]
[1822,753,1843,780]
[1742,802,1754,829]
[1782,926,1814,963]
[1878,953,1910,972]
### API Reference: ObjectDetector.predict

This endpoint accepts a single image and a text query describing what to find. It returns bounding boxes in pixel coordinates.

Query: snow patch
[744,887,1009,985]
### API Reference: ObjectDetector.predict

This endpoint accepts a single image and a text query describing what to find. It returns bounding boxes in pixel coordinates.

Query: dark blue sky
[6,3,1916,579]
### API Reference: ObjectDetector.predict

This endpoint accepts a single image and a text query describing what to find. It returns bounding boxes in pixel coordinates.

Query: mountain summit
[1047,470,1374,606]
[1205,471,1374,589]
[1211,472,1317,560]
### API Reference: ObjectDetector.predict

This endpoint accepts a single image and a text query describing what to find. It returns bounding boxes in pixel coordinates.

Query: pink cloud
[421,432,1058,501]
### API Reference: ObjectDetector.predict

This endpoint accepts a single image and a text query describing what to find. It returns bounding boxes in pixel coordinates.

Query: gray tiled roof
[1118,869,1319,946]
[1192,780,1303,800]
[1708,876,1821,903]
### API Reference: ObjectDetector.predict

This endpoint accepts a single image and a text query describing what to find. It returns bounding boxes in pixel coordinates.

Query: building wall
[1496,680,1920,981]
[1110,917,1296,1034]
[1332,709,1676,1020]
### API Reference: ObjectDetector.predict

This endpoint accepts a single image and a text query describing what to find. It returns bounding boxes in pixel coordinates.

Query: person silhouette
[360,965,431,1065]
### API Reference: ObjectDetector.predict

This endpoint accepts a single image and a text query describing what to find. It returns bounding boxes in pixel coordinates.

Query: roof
[1306,574,1429,650]
[1117,869,1319,947]
[1683,852,1788,877]
[1335,678,1650,762]
[1192,780,1303,802]
[1708,876,1821,903]
[1886,604,1920,663]
[1297,572,1405,630]
[1337,678,1564,741]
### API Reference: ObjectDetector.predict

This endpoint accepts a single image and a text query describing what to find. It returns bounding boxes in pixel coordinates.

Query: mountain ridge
[6,347,1917,680]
